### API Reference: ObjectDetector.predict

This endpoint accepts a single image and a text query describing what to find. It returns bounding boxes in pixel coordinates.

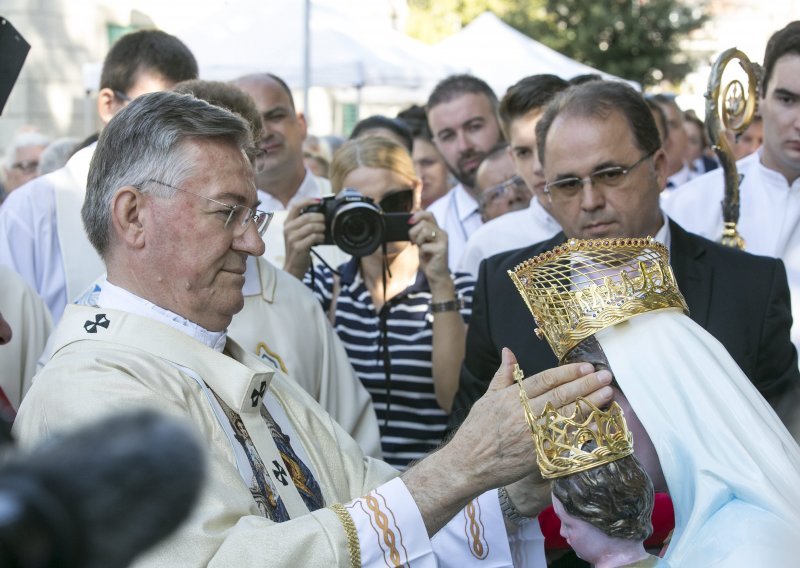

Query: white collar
[754,147,800,188]
[654,212,671,251]
[452,183,479,221]
[529,196,561,230]
[97,278,227,352]
[64,142,96,186]
[667,163,692,189]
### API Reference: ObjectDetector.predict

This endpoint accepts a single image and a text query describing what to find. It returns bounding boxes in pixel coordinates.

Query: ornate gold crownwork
[507,237,688,362]
[519,393,634,479]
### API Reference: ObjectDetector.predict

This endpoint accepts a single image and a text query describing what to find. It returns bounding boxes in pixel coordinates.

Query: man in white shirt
[424,75,504,271]
[14,90,614,567]
[458,75,568,278]
[0,30,198,323]
[232,74,342,270]
[664,21,800,350]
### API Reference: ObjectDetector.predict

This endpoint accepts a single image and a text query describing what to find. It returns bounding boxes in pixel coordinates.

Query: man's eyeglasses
[482,175,528,206]
[543,150,657,204]
[10,160,38,174]
[144,179,273,236]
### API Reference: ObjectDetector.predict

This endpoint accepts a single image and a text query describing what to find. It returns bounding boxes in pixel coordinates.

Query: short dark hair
[99,30,198,94]
[762,21,800,93]
[536,81,661,166]
[645,99,668,144]
[568,73,603,86]
[646,93,679,114]
[426,74,498,113]
[173,79,262,145]
[396,105,434,141]
[552,453,654,542]
[498,74,569,138]
[350,115,413,152]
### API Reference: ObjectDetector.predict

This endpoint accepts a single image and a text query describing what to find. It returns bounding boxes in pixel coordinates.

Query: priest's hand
[402,347,613,535]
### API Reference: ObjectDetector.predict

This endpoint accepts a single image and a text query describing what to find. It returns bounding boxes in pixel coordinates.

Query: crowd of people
[1,18,799,568]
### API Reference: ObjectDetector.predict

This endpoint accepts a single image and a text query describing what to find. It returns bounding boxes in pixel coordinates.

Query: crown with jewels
[513,366,633,478]
[507,237,689,362]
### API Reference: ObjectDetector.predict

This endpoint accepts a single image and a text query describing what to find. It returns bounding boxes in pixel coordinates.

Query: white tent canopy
[82,1,458,131]
[84,2,453,91]
[432,12,638,96]
[173,1,453,90]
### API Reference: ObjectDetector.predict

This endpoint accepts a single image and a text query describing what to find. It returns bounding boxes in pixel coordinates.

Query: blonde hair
[329,136,417,193]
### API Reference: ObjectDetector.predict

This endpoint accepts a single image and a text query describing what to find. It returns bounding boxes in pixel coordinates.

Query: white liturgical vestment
[0,265,53,409]
[663,150,800,349]
[0,144,103,323]
[229,255,383,459]
[14,283,545,567]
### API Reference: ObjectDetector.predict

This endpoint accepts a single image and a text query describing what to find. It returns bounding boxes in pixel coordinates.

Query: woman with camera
[283,136,474,469]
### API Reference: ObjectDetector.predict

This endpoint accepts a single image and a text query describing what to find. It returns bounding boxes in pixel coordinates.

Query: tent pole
[302,0,311,125]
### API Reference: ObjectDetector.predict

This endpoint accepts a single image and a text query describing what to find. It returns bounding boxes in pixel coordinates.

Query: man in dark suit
[450,80,799,428]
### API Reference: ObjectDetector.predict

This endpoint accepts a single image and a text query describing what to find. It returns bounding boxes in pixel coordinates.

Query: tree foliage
[407,0,709,87]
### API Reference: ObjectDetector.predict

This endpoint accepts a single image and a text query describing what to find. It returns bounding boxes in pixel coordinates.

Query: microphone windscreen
[0,409,206,567]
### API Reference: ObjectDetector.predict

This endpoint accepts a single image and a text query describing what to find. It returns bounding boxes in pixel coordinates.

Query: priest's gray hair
[82,91,252,257]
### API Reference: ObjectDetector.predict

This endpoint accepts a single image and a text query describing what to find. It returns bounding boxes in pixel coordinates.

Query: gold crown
[513,365,633,479]
[508,237,688,362]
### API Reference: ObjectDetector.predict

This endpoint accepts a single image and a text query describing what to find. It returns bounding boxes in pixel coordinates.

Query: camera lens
[331,203,384,257]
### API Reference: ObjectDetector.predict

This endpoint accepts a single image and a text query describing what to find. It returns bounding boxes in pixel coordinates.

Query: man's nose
[236,221,267,257]
[579,179,605,210]
[455,130,473,153]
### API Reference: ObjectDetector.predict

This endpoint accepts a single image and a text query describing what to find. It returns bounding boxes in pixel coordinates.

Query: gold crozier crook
[704,47,759,250]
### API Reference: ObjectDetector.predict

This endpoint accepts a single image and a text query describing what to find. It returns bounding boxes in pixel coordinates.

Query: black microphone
[0,409,206,568]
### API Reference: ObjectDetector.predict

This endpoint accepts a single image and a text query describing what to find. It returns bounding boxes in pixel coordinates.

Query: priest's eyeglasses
[145,179,273,236]
[543,150,656,204]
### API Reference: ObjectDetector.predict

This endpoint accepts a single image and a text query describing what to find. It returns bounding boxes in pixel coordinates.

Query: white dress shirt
[458,197,561,278]
[663,149,800,347]
[426,184,483,272]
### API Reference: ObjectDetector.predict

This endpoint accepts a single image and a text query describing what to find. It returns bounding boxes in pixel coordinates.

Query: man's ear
[653,148,669,191]
[97,88,123,125]
[297,111,309,139]
[112,186,147,249]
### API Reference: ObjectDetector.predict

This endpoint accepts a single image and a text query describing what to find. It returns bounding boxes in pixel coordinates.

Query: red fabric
[0,387,14,419]
[539,492,674,549]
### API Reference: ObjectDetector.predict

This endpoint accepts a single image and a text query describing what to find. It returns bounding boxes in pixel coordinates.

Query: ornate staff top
[704,47,759,250]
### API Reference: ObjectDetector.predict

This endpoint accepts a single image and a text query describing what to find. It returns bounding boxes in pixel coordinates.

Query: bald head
[231,73,307,198]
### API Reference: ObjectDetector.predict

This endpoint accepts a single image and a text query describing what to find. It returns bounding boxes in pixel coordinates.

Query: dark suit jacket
[449,219,800,427]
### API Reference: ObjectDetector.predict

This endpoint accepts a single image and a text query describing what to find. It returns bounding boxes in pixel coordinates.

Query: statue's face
[563,337,668,492]
[552,494,619,563]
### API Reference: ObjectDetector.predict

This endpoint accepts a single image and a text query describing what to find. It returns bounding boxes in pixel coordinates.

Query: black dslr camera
[301,188,412,257]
